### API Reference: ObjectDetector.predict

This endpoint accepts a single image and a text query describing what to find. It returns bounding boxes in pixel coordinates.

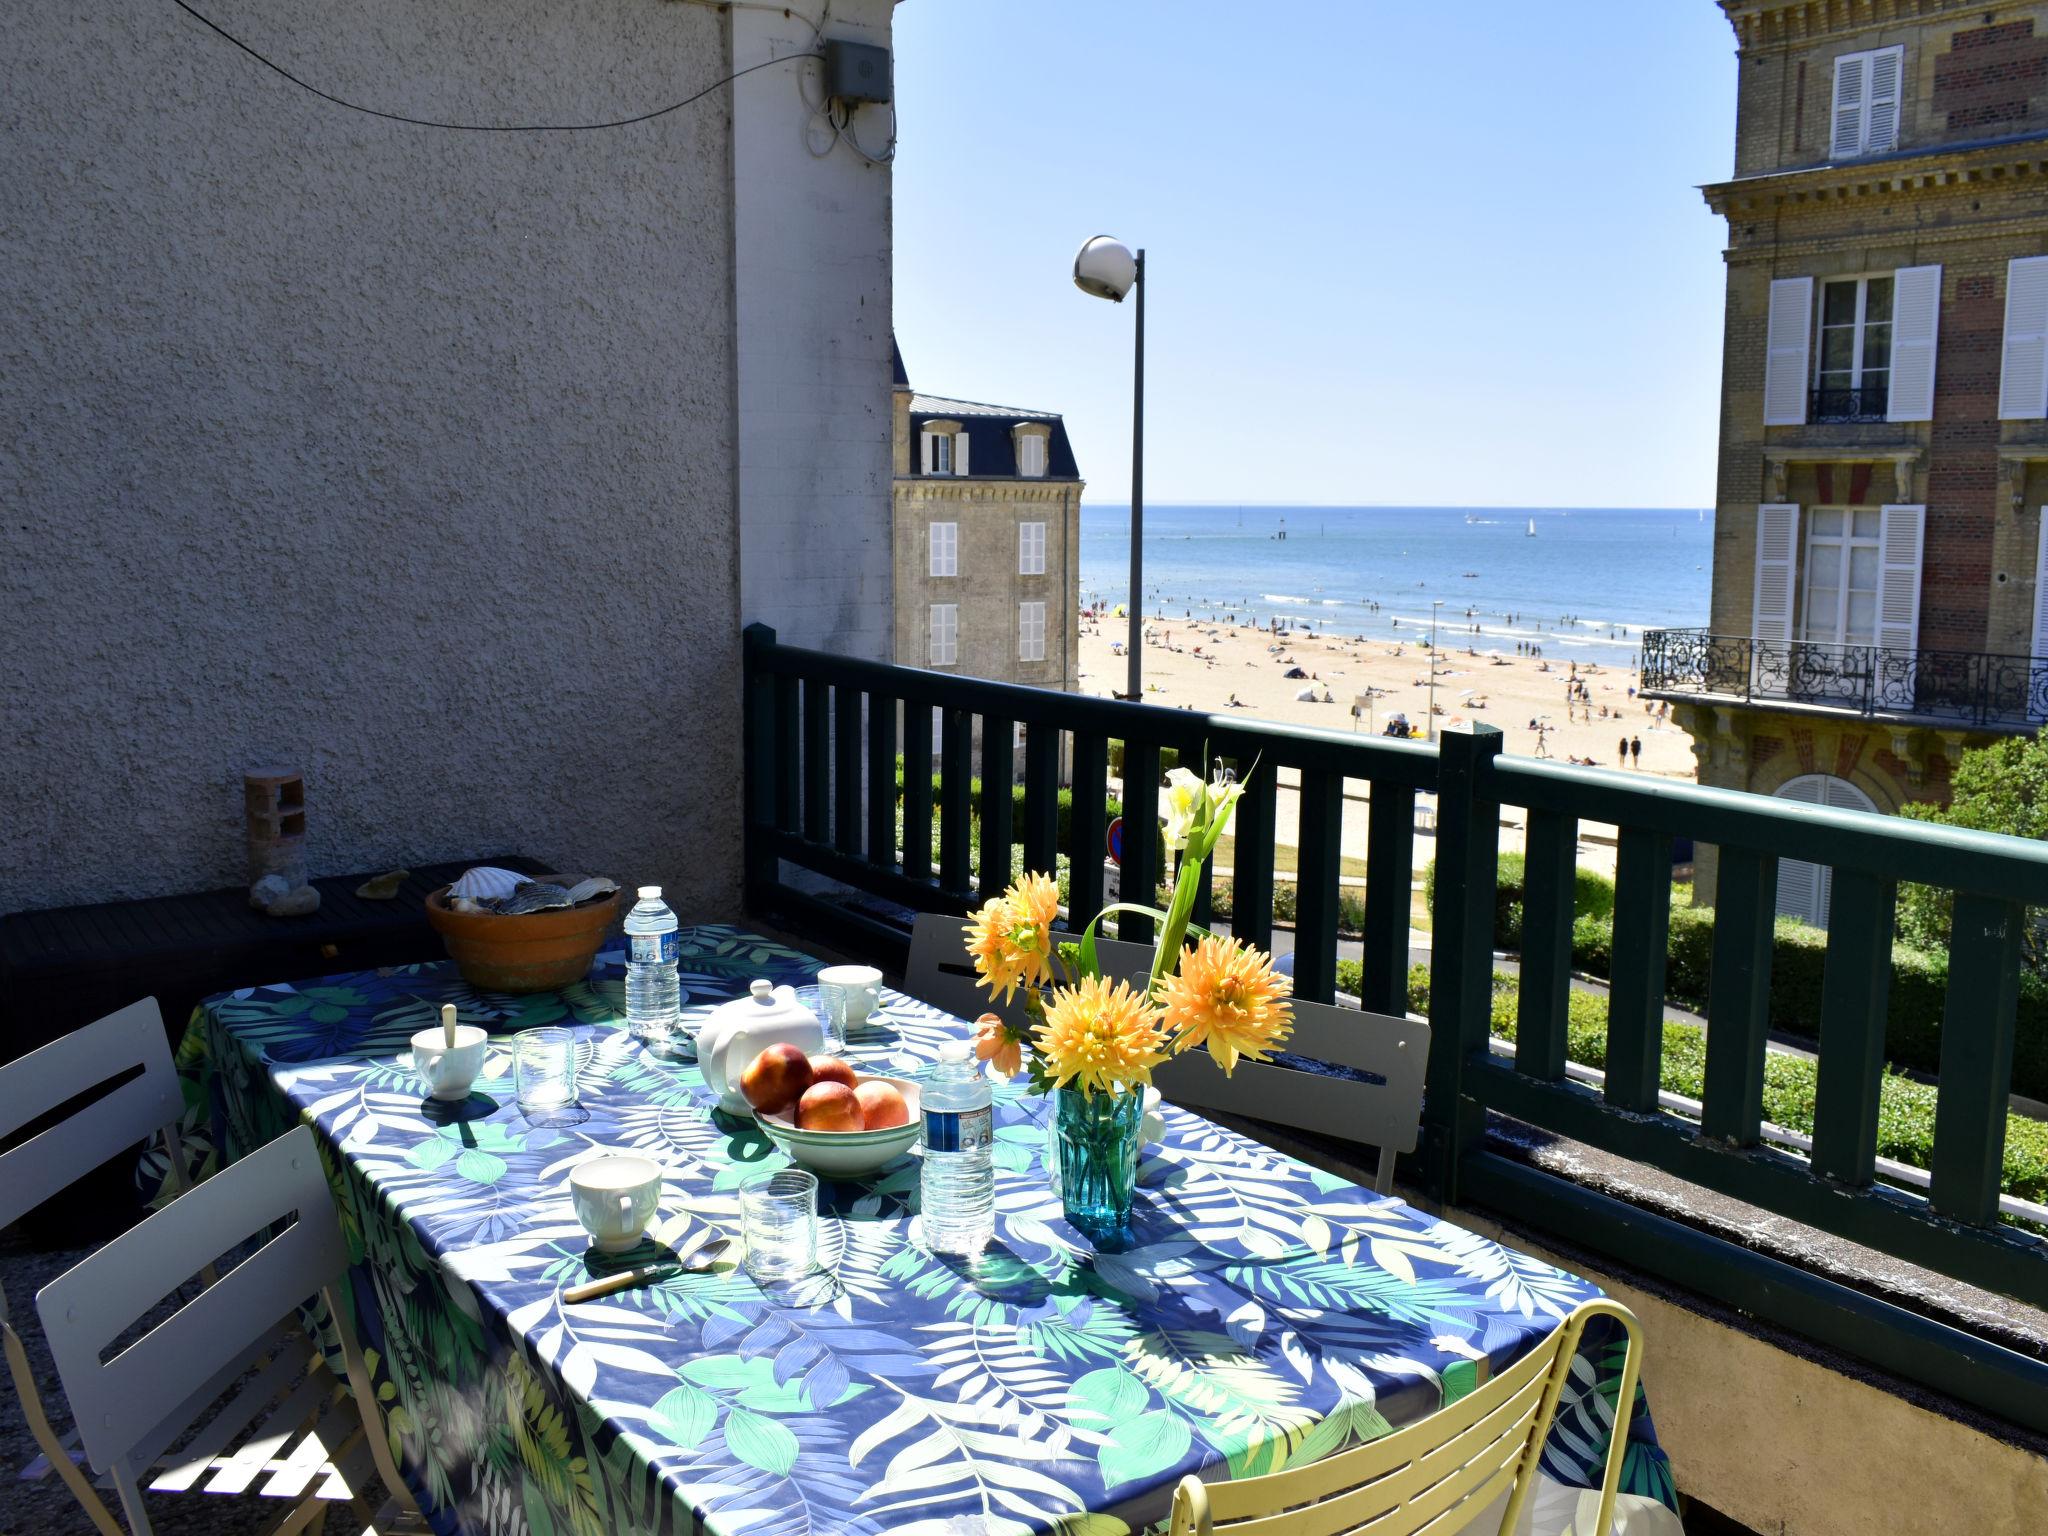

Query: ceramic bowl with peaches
[740,1044,923,1178]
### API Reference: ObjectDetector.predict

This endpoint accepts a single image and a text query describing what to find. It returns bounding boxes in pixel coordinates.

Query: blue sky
[891,2,1738,509]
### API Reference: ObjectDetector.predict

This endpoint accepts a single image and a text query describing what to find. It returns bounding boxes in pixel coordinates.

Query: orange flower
[973,1012,1024,1079]
[1033,975,1167,1095]
[1158,936,1293,1075]
[966,877,1059,1003]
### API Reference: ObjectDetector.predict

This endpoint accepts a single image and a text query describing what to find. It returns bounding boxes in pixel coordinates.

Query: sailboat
[1525,518,1537,538]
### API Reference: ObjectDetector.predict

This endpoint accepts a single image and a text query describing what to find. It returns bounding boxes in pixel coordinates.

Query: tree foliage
[1895,733,2048,964]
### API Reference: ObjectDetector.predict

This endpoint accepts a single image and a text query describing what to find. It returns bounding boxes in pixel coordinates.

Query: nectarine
[808,1055,859,1090]
[796,1080,864,1132]
[853,1079,909,1130]
[741,1043,813,1115]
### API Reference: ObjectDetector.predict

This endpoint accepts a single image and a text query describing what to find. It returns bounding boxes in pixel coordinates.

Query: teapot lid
[704,979,815,1032]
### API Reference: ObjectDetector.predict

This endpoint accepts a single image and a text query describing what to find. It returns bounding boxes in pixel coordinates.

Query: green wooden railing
[741,625,2048,1431]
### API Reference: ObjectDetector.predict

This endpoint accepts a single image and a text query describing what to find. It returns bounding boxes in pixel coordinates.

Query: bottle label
[922,1105,991,1155]
[628,931,678,966]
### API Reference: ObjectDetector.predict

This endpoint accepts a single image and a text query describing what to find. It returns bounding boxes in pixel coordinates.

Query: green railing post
[979,716,1015,901]
[1515,807,1578,1082]
[1069,733,1109,932]
[1702,845,1778,1145]
[1293,768,1343,1004]
[1423,723,1501,1204]
[939,708,973,895]
[865,694,897,872]
[1811,870,1896,1186]
[1931,893,2023,1224]
[1605,827,1674,1112]
[1361,779,1416,1018]
[741,624,778,907]
[901,703,933,882]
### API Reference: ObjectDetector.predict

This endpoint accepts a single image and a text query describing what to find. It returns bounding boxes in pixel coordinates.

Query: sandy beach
[1078,612,1697,885]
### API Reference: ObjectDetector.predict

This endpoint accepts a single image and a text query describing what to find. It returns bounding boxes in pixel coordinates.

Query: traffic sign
[1106,817,1124,866]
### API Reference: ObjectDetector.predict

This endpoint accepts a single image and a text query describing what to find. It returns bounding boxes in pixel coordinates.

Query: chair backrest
[1169,1299,1642,1536]
[1150,996,1428,1193]
[0,998,183,1233]
[903,912,1030,1031]
[1083,936,1155,990]
[36,1124,350,1486]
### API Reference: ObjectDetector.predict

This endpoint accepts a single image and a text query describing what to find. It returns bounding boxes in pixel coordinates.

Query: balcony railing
[1811,382,1889,422]
[1640,627,2048,729]
[742,623,2048,1434]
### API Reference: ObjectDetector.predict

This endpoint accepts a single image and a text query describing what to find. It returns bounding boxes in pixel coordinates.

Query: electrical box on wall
[824,39,892,105]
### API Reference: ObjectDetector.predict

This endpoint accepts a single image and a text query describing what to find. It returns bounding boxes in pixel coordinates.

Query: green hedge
[1383,964,2048,1208]
[1210,878,1364,938]
[1105,741,1181,780]
[1423,853,1616,952]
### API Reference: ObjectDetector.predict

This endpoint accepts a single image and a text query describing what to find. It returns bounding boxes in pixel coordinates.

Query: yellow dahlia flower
[1034,975,1167,1095]
[966,880,1056,1003]
[1158,936,1293,1075]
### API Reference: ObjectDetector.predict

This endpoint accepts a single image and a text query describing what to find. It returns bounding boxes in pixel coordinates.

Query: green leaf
[523,1478,559,1536]
[649,1383,717,1449]
[679,1352,865,1412]
[723,1406,798,1477]
[406,1137,456,1172]
[1099,1409,1190,1491]
[1068,1364,1149,1427]
[1441,1358,1479,1406]
[455,1149,507,1185]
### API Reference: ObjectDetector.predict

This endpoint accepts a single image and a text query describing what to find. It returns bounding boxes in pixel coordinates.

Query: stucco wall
[2,0,743,914]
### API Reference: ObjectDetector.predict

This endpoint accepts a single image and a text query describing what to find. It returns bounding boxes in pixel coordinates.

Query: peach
[853,1079,909,1131]
[807,1055,859,1090]
[795,1080,864,1132]
[741,1043,813,1115]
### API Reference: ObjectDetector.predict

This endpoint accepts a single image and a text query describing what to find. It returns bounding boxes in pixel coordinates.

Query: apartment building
[1645,1,2048,921]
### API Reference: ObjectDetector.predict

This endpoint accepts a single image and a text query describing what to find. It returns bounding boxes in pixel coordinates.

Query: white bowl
[757,1078,923,1178]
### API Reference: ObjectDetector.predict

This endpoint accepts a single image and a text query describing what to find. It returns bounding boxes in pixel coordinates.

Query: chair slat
[145,1325,306,1490]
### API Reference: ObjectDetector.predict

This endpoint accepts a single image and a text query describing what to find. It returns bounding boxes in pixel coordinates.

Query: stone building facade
[1647,1,2048,920]
[890,347,1085,698]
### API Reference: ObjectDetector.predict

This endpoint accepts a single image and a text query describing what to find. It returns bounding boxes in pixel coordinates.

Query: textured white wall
[1,1,746,915]
[730,1,896,659]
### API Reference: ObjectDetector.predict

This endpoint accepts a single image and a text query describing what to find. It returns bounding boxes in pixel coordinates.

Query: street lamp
[1074,235,1144,701]
[1427,599,1444,742]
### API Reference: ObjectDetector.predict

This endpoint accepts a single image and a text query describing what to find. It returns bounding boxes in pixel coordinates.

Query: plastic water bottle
[920,1041,995,1256]
[623,886,681,1049]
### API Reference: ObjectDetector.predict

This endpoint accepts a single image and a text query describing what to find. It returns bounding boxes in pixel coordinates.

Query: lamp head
[1073,236,1138,303]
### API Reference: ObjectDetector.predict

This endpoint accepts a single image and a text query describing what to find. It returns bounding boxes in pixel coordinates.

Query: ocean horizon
[1079,503,1714,671]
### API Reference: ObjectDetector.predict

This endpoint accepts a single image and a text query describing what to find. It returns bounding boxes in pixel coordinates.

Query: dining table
[175,923,1685,1536]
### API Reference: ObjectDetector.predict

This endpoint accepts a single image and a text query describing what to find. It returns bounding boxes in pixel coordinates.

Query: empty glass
[740,1169,818,1281]
[514,1027,581,1124]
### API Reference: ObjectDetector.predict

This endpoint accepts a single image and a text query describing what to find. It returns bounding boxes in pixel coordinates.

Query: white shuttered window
[954,431,970,476]
[1019,521,1046,575]
[1999,256,2048,420]
[1763,277,1814,425]
[929,604,957,666]
[929,521,957,578]
[1018,435,1047,477]
[1752,503,1800,646]
[1832,46,1902,160]
[1875,503,1926,657]
[1887,264,1941,422]
[1019,602,1046,662]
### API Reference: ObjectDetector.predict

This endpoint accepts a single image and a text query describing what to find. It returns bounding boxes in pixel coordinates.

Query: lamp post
[1074,236,1144,701]
[1427,599,1443,742]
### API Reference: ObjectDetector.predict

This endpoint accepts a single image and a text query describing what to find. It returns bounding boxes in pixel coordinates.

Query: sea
[1079,505,1714,671]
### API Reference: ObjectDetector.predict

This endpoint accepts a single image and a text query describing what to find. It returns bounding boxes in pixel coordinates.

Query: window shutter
[2033,511,2048,719]
[1876,503,1925,659]
[920,431,935,475]
[1763,277,1813,425]
[1752,503,1799,647]
[1887,264,1941,422]
[954,431,969,476]
[1774,777,1825,925]
[1866,47,1901,154]
[1999,255,2048,421]
[1831,54,1865,159]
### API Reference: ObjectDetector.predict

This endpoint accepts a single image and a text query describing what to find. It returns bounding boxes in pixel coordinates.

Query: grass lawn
[1211,833,1371,881]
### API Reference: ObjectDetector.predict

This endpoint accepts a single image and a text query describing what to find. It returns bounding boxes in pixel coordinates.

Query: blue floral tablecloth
[181,924,1682,1536]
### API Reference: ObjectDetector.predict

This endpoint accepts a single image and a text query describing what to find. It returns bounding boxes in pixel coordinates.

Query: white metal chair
[1150,996,1429,1194]
[1168,1299,1643,1536]
[1,998,197,1533]
[904,912,1032,1031]
[36,1122,425,1535]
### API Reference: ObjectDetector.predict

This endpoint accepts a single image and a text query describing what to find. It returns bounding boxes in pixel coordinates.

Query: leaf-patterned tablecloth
[184,925,1682,1536]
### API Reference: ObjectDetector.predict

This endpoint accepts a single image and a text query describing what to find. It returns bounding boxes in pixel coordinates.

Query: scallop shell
[565,876,620,906]
[499,882,574,915]
[449,866,527,902]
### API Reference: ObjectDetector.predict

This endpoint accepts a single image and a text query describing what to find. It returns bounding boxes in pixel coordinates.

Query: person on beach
[1619,735,1628,766]
[1630,736,1642,767]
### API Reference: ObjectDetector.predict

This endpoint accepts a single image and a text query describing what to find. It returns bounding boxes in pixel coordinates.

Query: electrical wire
[832,98,897,164]
[165,0,819,132]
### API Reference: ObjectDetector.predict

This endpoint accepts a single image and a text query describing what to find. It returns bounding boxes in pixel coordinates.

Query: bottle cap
[939,1041,971,1063]
[638,885,662,899]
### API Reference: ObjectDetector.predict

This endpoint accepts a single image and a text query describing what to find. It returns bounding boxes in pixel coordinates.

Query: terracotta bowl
[425,887,621,995]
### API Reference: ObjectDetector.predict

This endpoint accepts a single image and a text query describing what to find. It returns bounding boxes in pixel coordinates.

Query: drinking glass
[740,1169,818,1281]
[514,1027,580,1123]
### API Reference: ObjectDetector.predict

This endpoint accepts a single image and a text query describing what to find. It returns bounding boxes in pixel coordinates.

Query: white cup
[570,1155,664,1253]
[412,1025,489,1102]
[818,964,883,1042]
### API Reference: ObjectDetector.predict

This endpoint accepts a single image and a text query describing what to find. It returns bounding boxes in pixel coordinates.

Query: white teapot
[696,980,825,1114]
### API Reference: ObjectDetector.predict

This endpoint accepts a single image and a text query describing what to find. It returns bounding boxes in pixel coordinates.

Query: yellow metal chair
[1168,1299,1643,1536]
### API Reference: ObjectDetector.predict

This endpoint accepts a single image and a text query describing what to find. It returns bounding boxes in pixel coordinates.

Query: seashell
[355,868,410,900]
[498,882,574,915]
[564,876,619,906]
[449,866,527,902]
[448,894,490,914]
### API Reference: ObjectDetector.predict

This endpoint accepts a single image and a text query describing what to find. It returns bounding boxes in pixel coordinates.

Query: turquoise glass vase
[1052,1086,1142,1246]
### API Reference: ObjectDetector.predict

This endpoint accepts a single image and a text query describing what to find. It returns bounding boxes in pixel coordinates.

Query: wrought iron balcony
[1810,382,1890,422]
[1639,627,2048,729]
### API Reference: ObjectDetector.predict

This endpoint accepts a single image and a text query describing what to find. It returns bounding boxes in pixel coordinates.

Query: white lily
[1162,766,1207,852]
